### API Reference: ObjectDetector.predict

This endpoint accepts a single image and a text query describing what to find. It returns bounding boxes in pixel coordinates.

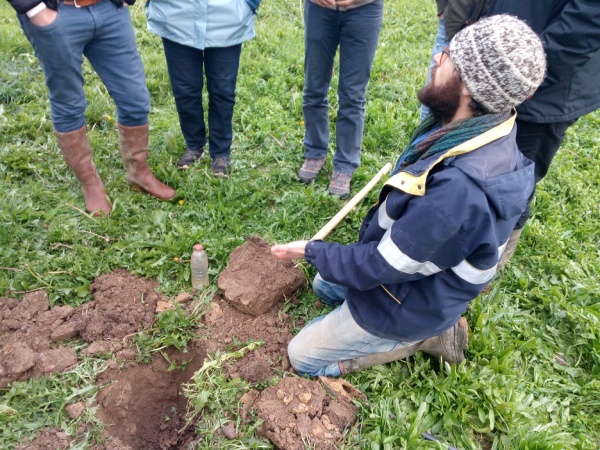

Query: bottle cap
[193,244,204,252]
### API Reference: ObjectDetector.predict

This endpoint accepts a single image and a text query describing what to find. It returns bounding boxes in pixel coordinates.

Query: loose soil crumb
[254,377,359,450]
[218,236,306,316]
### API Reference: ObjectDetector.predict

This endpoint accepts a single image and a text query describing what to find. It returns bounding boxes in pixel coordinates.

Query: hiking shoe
[211,156,231,177]
[177,147,204,169]
[298,158,325,183]
[328,171,352,199]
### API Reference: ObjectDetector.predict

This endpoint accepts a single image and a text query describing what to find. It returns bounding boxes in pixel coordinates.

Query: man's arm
[540,0,600,84]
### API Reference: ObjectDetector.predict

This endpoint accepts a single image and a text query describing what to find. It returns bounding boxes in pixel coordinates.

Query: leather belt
[62,0,102,7]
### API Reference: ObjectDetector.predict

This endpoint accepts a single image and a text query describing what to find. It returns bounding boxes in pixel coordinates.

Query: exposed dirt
[0,270,162,388]
[253,377,360,450]
[218,235,306,316]
[5,238,360,450]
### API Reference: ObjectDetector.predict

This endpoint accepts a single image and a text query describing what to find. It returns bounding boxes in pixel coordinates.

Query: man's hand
[271,241,309,260]
[334,0,358,6]
[30,7,57,27]
[312,0,336,7]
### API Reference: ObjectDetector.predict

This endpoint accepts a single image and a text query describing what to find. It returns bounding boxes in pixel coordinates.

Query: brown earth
[5,237,360,450]
[218,235,306,316]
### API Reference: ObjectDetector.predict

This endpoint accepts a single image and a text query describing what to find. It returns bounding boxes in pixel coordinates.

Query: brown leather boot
[117,123,176,200]
[419,317,469,365]
[54,126,111,216]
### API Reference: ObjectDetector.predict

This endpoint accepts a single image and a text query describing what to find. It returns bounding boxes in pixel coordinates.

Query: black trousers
[514,117,578,229]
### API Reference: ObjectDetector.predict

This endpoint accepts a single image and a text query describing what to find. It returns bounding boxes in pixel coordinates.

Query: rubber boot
[54,126,111,216]
[419,316,469,365]
[117,123,176,200]
[338,318,469,374]
[497,228,523,272]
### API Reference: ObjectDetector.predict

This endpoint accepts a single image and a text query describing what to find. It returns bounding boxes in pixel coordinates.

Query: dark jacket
[436,0,491,40]
[305,114,534,341]
[487,0,600,123]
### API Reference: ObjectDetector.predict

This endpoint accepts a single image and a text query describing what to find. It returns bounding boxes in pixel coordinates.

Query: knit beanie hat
[449,15,546,113]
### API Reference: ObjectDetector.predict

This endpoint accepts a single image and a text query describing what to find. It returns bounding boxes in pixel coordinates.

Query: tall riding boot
[54,126,111,216]
[338,318,469,374]
[117,123,176,200]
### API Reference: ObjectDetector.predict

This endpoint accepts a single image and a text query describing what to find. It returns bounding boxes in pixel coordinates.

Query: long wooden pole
[312,162,392,241]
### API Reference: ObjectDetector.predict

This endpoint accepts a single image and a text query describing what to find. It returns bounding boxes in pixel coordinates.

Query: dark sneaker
[211,156,231,177]
[177,147,204,169]
[328,171,352,199]
[298,158,325,183]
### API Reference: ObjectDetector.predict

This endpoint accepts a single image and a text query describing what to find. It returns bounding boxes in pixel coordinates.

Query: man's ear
[460,82,470,97]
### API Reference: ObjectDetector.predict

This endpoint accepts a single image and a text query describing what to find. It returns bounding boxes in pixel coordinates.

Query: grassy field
[1,0,599,449]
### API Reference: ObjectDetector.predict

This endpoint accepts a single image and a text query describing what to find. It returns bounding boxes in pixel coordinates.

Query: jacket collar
[384,111,517,196]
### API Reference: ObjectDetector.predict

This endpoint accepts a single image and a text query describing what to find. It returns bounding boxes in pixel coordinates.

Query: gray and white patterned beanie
[449,15,546,113]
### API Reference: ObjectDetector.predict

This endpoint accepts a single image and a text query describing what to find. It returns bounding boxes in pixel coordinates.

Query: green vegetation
[1,1,599,448]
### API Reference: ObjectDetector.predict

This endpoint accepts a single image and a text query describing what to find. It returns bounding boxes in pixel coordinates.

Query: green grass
[1,1,599,449]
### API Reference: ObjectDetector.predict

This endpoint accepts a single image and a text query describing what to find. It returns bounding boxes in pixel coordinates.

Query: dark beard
[418,71,462,123]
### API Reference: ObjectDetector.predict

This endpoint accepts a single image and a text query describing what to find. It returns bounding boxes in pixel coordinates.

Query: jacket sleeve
[305,185,464,291]
[541,0,600,84]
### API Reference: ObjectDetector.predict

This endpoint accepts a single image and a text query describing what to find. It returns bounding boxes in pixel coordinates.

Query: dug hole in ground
[1,236,364,450]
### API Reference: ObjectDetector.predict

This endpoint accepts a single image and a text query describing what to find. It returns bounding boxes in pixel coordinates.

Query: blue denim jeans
[302,0,383,175]
[288,273,418,377]
[18,0,150,132]
[162,38,242,158]
[420,18,450,121]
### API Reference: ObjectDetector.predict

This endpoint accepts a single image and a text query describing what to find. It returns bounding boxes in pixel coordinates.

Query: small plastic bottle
[190,244,209,288]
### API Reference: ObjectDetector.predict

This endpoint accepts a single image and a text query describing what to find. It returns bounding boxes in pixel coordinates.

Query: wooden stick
[312,162,392,241]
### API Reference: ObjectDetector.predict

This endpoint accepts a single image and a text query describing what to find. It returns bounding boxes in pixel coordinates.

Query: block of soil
[218,236,306,316]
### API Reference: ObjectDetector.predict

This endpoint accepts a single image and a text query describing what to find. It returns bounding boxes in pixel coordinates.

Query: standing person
[297,0,384,199]
[420,0,490,120]
[272,16,546,377]
[8,0,176,216]
[146,0,258,176]
[485,1,600,264]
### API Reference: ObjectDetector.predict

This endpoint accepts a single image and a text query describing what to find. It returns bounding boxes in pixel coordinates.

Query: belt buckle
[73,0,81,7]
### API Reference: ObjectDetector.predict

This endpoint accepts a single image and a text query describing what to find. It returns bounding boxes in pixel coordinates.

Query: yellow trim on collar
[385,113,516,196]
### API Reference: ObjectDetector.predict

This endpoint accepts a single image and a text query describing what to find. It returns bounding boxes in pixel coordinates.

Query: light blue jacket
[146,0,256,50]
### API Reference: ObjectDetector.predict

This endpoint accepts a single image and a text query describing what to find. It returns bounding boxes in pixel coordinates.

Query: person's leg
[334,0,383,176]
[204,44,242,163]
[84,1,174,200]
[83,0,150,127]
[18,5,111,215]
[312,273,345,306]
[288,301,418,377]
[420,17,450,121]
[18,3,91,132]
[161,38,207,154]
[302,1,339,163]
[516,118,578,184]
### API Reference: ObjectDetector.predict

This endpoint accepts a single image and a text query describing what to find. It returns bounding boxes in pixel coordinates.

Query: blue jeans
[302,0,383,175]
[162,38,242,158]
[419,18,450,121]
[18,0,150,132]
[288,273,418,377]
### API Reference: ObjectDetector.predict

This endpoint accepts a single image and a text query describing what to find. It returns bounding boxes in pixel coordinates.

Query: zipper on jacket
[380,285,402,305]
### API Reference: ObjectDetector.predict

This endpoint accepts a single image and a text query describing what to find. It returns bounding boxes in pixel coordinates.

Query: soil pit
[218,236,306,316]
[95,345,206,450]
